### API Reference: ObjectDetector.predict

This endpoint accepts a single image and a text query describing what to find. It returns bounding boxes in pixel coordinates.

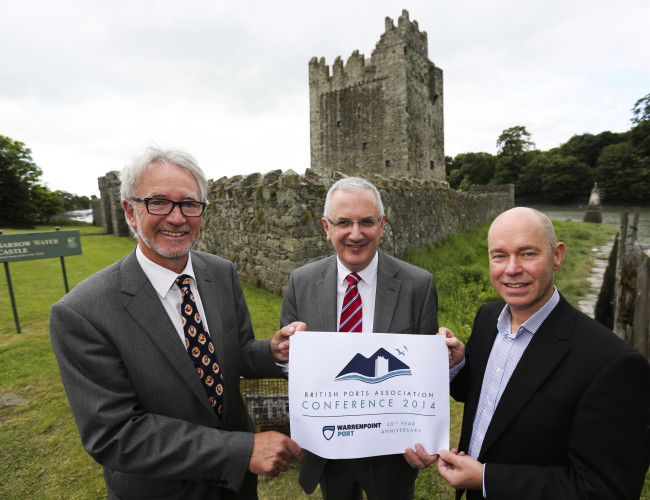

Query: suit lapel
[373,252,401,333]
[478,297,574,459]
[120,251,220,421]
[316,258,338,332]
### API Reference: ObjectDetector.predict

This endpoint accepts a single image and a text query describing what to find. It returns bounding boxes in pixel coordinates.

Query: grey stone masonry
[309,10,444,182]
[96,171,131,237]
[195,170,513,295]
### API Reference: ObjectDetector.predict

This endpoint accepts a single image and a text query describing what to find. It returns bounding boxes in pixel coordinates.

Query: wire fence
[239,377,290,434]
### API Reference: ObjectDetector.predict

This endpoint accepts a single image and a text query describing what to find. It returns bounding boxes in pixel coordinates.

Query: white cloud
[1,0,648,197]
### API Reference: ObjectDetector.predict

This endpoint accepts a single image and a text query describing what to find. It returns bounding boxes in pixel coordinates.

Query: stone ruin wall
[93,169,514,295]
[192,169,514,295]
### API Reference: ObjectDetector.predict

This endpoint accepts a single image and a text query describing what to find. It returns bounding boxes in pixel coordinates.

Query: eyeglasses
[131,197,206,217]
[325,217,383,230]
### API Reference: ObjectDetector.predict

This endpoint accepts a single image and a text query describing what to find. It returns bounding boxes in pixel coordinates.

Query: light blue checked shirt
[468,288,560,498]
[469,288,560,458]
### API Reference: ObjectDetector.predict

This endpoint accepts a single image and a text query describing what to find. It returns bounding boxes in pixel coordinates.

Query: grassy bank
[3,220,643,499]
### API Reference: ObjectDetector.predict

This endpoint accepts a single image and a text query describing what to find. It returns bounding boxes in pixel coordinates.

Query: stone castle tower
[309,9,444,180]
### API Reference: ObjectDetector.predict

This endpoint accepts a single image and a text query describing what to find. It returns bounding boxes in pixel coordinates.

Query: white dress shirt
[135,246,211,347]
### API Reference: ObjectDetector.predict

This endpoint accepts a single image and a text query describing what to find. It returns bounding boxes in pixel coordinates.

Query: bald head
[487,207,566,325]
[489,207,557,252]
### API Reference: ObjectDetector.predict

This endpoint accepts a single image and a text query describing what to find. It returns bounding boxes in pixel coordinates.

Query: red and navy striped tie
[339,273,362,332]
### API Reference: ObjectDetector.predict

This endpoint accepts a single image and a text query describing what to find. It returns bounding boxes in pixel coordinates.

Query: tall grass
[3,220,641,500]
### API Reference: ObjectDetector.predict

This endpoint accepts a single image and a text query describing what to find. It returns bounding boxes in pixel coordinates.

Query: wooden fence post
[613,211,628,340]
[632,255,650,360]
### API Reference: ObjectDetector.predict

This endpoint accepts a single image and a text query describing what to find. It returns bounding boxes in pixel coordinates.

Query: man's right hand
[248,431,304,477]
[438,327,465,369]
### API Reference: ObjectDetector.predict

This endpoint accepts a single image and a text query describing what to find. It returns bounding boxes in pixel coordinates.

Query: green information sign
[0,230,82,263]
[1,229,83,333]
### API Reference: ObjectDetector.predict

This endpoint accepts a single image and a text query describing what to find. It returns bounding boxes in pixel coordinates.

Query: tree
[557,131,623,168]
[492,126,537,186]
[0,135,43,227]
[631,92,650,124]
[0,135,65,228]
[596,141,650,201]
[540,155,593,201]
[496,126,535,156]
[446,152,496,190]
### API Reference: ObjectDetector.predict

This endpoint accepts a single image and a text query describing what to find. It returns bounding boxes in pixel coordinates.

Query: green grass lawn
[3,219,645,499]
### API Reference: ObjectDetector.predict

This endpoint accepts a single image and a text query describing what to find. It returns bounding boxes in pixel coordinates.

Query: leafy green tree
[557,131,623,168]
[496,126,535,156]
[32,185,65,223]
[0,135,65,227]
[540,155,593,201]
[631,92,650,124]
[596,141,650,201]
[0,135,43,227]
[446,152,496,190]
[493,126,537,185]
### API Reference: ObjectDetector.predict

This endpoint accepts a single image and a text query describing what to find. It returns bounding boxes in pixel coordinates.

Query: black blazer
[451,295,650,500]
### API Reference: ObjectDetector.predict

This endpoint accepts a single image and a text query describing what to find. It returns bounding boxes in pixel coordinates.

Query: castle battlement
[309,9,444,181]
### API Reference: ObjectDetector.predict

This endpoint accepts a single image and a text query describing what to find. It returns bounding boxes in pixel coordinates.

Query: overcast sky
[2,0,649,198]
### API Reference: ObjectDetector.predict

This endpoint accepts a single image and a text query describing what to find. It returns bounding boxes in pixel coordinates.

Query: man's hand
[437,449,483,491]
[248,431,304,478]
[403,443,439,469]
[269,322,306,362]
[438,327,465,369]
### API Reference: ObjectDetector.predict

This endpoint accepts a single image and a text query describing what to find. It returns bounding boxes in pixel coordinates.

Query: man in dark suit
[405,207,650,499]
[50,146,304,499]
[280,176,439,500]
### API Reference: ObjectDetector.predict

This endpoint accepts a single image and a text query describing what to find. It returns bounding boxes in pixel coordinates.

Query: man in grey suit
[50,146,304,499]
[280,177,439,500]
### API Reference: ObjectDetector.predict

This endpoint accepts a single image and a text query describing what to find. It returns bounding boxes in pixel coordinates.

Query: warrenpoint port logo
[322,425,335,440]
[335,347,411,383]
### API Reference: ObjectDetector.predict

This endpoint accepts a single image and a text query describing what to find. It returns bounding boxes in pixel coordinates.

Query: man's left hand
[438,449,483,491]
[270,322,306,362]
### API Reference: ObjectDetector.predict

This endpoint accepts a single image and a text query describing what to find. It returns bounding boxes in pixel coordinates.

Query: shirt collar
[135,245,195,298]
[336,252,379,287]
[497,287,560,337]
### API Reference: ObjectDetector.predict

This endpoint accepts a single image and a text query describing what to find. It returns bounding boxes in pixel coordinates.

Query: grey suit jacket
[50,249,284,500]
[452,295,650,500]
[280,251,439,494]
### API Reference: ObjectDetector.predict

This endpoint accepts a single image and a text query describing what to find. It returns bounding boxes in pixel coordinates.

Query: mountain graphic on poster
[335,347,411,383]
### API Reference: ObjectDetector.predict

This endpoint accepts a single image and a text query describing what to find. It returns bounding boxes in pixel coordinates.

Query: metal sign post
[0,229,82,334]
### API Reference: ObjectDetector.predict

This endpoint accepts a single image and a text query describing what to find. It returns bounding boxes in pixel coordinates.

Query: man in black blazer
[405,207,650,499]
[281,177,439,500]
[50,146,304,499]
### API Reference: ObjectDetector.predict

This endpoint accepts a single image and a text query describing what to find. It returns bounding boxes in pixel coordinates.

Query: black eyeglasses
[325,217,383,230]
[131,197,206,217]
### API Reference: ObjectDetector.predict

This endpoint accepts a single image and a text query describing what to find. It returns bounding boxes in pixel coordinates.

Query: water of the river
[530,205,650,250]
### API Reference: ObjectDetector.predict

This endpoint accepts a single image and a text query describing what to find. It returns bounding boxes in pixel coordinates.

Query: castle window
[404,46,408,55]
[385,160,391,168]
[363,143,368,150]
[430,161,434,170]
[337,120,342,127]
[357,106,361,118]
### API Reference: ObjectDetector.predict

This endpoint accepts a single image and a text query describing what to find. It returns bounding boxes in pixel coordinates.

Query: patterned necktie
[176,274,225,416]
[339,272,362,332]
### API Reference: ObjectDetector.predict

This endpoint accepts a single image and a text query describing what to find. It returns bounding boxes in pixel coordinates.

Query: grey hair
[323,177,385,218]
[119,146,209,202]
[119,146,209,237]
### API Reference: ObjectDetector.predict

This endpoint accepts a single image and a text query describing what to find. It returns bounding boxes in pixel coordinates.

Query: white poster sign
[289,331,449,459]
